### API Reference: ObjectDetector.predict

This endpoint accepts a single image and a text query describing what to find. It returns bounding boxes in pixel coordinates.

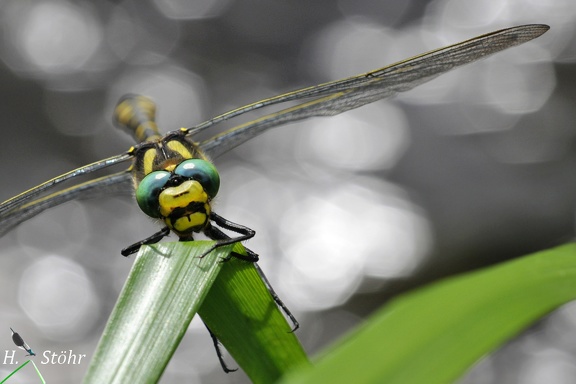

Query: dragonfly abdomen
[114,94,163,143]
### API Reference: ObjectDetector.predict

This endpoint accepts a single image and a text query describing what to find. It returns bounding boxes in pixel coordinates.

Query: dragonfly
[0,24,548,371]
[0,24,549,244]
[10,327,36,357]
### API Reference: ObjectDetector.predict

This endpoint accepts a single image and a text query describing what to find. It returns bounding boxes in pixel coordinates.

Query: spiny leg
[206,221,299,332]
[204,322,237,373]
[253,263,299,332]
[210,211,256,246]
[204,225,258,262]
[196,211,257,260]
[121,226,171,256]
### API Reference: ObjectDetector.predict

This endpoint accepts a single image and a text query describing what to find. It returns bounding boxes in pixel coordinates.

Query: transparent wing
[197,24,548,158]
[0,24,548,237]
[0,170,133,237]
[0,152,132,216]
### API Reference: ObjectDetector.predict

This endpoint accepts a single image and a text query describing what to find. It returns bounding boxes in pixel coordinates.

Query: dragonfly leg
[205,223,299,332]
[253,263,299,332]
[210,212,255,244]
[121,226,171,256]
[204,225,258,262]
[204,322,237,373]
[194,211,258,261]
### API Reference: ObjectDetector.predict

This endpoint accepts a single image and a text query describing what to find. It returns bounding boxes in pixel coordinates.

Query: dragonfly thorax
[131,131,205,184]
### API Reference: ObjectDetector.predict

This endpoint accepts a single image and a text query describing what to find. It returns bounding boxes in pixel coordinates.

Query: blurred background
[0,0,575,382]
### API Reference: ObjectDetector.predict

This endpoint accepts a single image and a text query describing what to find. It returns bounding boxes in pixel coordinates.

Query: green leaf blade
[282,244,576,384]
[83,241,228,384]
[83,241,309,384]
[199,244,310,383]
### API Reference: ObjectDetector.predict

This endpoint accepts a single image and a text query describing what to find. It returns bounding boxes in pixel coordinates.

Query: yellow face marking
[164,164,177,172]
[170,212,208,233]
[158,180,208,216]
[166,140,193,159]
[158,180,210,234]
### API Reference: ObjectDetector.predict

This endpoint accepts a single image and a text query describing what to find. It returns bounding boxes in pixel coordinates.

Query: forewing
[0,153,132,217]
[0,171,133,237]
[198,24,548,158]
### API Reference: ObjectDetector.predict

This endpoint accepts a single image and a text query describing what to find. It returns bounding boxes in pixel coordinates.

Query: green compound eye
[136,171,170,218]
[174,159,220,198]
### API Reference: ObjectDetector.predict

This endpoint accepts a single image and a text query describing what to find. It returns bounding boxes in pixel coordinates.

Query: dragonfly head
[135,159,220,235]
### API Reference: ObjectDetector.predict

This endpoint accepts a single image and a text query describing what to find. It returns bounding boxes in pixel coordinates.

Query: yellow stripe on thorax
[142,149,158,176]
[166,139,194,160]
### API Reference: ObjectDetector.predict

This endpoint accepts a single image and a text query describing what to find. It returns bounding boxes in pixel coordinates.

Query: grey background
[0,0,575,383]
